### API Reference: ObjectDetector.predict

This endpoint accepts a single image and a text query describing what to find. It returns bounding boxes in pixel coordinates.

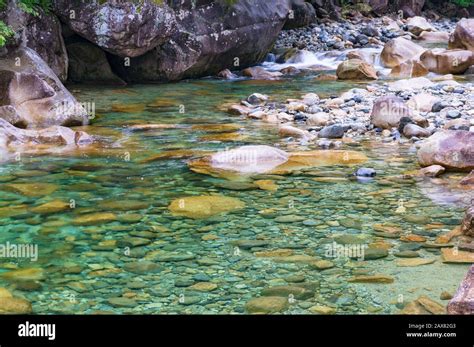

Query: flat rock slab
[448,265,474,314]
[396,258,436,267]
[442,248,474,263]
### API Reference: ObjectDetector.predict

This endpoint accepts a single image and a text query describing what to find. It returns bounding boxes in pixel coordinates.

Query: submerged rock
[348,275,394,283]
[400,296,445,314]
[191,145,289,177]
[72,212,117,226]
[168,195,245,219]
[0,268,44,281]
[189,146,367,179]
[261,285,313,299]
[245,296,289,314]
[0,297,32,314]
[4,183,58,197]
[30,200,70,214]
[442,248,474,263]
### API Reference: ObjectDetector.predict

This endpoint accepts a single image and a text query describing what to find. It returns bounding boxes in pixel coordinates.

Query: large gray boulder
[284,0,316,30]
[91,0,290,82]
[0,47,89,129]
[52,0,177,58]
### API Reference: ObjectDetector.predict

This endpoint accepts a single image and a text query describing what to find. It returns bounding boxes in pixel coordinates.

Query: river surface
[0,60,471,314]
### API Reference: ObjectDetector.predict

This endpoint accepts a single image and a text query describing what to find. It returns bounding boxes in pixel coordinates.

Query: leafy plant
[451,0,474,7]
[17,0,52,16]
[0,0,52,47]
[0,20,14,47]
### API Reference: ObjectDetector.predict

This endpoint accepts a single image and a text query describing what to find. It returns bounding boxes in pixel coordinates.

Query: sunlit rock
[168,195,245,219]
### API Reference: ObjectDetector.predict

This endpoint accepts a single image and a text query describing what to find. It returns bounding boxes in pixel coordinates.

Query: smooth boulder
[390,59,428,78]
[0,48,89,128]
[449,18,474,52]
[208,145,289,174]
[381,37,425,68]
[417,130,474,171]
[406,16,435,36]
[336,59,378,80]
[418,31,450,44]
[420,49,474,75]
[370,96,412,129]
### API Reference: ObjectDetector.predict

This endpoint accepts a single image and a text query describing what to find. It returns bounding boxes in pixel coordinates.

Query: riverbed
[0,61,471,314]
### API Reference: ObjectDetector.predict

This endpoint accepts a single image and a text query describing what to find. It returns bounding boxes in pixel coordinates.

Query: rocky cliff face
[0,0,68,81]
[53,0,178,58]
[66,0,291,83]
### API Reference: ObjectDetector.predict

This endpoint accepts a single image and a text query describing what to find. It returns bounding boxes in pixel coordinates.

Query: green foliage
[0,20,14,47]
[451,0,474,7]
[17,0,52,16]
[0,0,52,47]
